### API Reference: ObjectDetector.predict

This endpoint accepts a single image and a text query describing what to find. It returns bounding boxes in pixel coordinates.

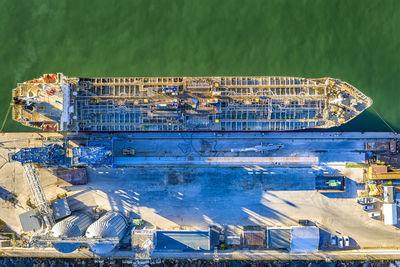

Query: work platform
[100,131,397,166]
[8,132,398,167]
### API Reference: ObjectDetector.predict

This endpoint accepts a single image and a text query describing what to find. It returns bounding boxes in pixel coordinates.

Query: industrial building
[290,226,320,253]
[383,204,397,225]
[153,230,213,252]
[51,198,71,220]
[243,226,266,247]
[266,226,320,253]
[19,210,41,233]
[267,227,291,250]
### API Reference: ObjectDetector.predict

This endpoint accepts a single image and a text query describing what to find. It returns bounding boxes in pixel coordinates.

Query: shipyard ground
[1,132,400,260]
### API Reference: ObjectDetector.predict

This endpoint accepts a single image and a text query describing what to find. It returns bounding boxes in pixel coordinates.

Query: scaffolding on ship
[71,76,331,131]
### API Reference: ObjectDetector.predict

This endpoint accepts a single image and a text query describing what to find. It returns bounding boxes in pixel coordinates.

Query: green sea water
[1,0,399,132]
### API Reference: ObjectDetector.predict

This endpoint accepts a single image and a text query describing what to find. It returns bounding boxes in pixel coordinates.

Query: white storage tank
[50,212,92,253]
[85,211,127,255]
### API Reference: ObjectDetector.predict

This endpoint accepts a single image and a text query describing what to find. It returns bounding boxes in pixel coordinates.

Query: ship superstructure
[12,74,372,132]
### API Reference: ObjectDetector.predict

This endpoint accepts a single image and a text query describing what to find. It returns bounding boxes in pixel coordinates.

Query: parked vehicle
[356,197,378,205]
[338,236,343,248]
[344,236,350,247]
[362,204,375,211]
[330,234,337,246]
[298,219,310,226]
[368,211,381,218]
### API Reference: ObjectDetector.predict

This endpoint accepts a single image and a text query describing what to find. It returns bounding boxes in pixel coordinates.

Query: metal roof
[267,227,291,249]
[155,230,211,251]
[19,210,41,232]
[51,168,87,185]
[383,203,397,225]
[51,198,71,220]
[243,230,265,247]
[290,226,319,253]
[131,229,155,250]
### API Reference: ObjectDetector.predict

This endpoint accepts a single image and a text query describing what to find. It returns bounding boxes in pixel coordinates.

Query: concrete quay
[1,131,400,259]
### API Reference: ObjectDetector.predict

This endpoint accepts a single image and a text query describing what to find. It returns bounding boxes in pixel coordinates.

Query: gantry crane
[8,145,61,228]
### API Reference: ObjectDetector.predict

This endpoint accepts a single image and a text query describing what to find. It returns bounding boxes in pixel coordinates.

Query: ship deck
[12,75,372,132]
[71,76,328,131]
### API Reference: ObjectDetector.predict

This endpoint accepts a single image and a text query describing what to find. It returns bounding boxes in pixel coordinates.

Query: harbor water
[1,0,399,132]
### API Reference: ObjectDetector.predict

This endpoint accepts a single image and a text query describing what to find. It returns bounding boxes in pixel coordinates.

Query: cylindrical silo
[85,211,127,255]
[50,212,92,253]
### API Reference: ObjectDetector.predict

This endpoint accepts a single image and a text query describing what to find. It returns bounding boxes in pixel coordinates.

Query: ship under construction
[12,73,372,132]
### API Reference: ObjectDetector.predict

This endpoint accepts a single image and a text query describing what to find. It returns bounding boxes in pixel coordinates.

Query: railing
[31,235,120,244]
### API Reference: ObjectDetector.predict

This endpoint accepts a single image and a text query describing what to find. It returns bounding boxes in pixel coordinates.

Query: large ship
[12,74,372,132]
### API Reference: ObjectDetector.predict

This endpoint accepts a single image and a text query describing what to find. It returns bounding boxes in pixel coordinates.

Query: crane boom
[23,164,55,227]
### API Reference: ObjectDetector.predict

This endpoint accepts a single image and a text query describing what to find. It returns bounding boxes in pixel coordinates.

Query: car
[330,234,337,246]
[368,211,381,218]
[338,236,343,248]
[362,204,375,211]
[343,236,350,247]
[357,197,378,205]
[298,219,310,226]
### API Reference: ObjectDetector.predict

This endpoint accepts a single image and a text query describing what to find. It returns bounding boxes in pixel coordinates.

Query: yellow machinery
[368,166,400,180]
[368,183,383,196]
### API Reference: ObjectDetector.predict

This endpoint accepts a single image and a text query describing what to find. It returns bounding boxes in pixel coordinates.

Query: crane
[22,164,55,228]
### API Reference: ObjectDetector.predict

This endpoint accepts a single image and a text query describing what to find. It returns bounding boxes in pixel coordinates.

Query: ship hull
[12,74,372,132]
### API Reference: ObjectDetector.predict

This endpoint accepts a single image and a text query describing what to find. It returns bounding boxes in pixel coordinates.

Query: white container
[383,203,397,225]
